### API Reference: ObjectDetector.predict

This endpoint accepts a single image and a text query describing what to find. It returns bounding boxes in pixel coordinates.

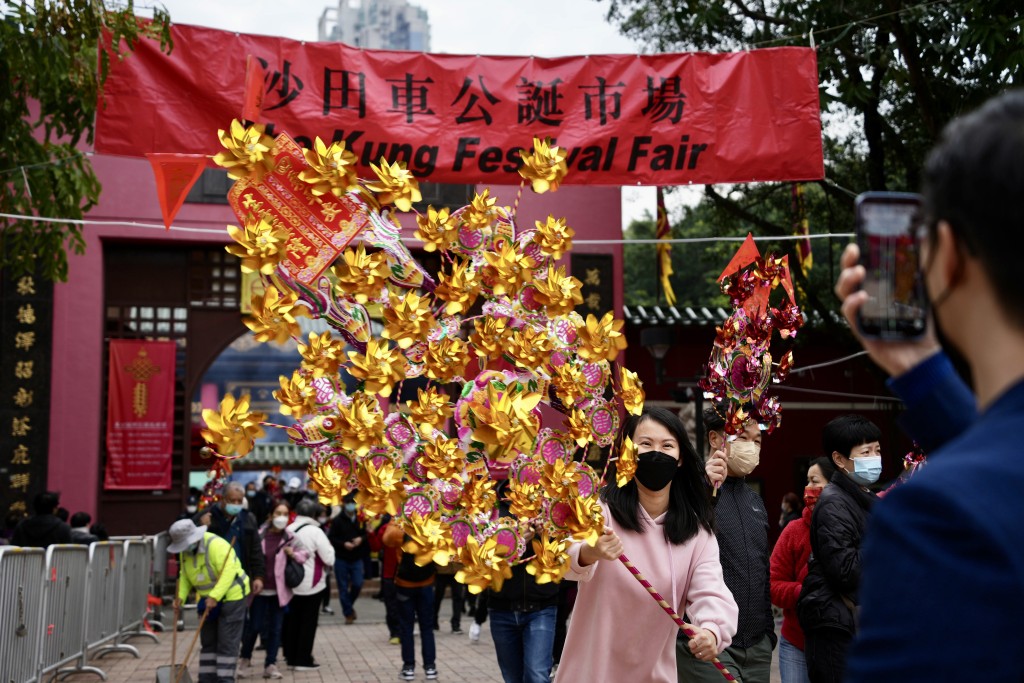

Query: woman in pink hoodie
[239,501,309,680]
[555,407,739,683]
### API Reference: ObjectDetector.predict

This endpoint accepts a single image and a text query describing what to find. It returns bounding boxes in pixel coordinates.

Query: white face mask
[728,441,761,477]
[317,516,328,524]
[272,516,288,530]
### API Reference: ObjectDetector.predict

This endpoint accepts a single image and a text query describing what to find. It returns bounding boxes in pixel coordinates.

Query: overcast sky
[151,0,697,227]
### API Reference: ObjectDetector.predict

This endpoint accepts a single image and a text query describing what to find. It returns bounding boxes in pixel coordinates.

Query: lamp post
[640,326,706,456]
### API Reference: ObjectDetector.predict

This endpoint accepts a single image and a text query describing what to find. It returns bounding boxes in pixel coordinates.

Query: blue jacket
[847,353,1024,680]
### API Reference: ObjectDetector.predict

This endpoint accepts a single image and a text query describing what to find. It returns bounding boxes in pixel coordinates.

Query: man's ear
[831,451,846,470]
[935,220,966,289]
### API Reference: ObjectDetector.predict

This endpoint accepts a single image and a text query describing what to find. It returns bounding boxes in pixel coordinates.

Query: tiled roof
[623,304,836,327]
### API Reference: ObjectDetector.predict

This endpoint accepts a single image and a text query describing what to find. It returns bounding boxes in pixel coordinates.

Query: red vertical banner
[104,340,177,490]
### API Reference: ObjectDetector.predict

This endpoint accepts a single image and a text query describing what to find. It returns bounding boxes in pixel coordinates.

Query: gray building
[318,0,431,51]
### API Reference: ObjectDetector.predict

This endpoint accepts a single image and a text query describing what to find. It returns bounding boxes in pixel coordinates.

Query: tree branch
[728,0,793,26]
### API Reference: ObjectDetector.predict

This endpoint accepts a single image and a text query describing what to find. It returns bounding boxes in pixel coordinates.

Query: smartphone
[855,191,928,340]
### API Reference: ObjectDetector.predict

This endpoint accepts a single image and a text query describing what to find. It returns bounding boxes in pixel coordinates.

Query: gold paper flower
[576,312,628,363]
[566,494,606,546]
[462,189,499,231]
[406,387,453,436]
[418,437,466,481]
[531,265,583,318]
[332,245,391,304]
[482,242,537,298]
[469,317,512,362]
[470,383,542,464]
[533,216,575,260]
[382,291,437,350]
[226,214,290,275]
[565,408,593,448]
[415,206,458,253]
[506,325,554,371]
[551,362,588,408]
[518,137,568,194]
[355,456,406,517]
[616,436,638,488]
[336,391,386,456]
[308,458,350,506]
[423,337,470,382]
[461,473,499,517]
[367,158,422,212]
[299,137,359,197]
[201,393,267,457]
[213,119,275,181]
[434,259,480,315]
[619,366,645,416]
[402,512,454,567]
[245,285,308,344]
[526,533,571,584]
[298,331,347,378]
[274,370,319,418]
[456,534,513,594]
[346,338,408,397]
[540,458,583,500]
[506,479,544,520]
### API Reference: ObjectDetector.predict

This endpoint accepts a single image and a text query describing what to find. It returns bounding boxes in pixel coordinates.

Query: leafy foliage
[607,0,1023,324]
[0,1,171,281]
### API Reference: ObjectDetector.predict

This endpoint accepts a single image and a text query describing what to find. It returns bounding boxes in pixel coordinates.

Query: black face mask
[635,451,678,491]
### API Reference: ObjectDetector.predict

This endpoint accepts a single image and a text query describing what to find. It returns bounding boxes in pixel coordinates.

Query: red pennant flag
[242,55,266,123]
[146,153,207,230]
[778,255,796,304]
[718,233,761,281]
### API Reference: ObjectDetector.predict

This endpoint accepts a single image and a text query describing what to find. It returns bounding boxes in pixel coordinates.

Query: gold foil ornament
[482,242,537,298]
[434,259,480,315]
[619,367,645,416]
[616,436,638,488]
[576,312,628,362]
[531,264,583,318]
[415,206,457,252]
[469,383,542,464]
[226,214,289,275]
[245,285,308,344]
[463,189,499,230]
[405,387,453,436]
[367,158,422,212]
[201,393,267,457]
[382,291,437,350]
[298,331,347,378]
[456,534,513,594]
[470,316,512,362]
[506,325,554,372]
[423,337,470,383]
[336,391,386,456]
[332,245,391,304]
[346,338,408,397]
[533,215,575,260]
[418,437,466,481]
[299,137,359,197]
[526,533,571,584]
[402,512,455,567]
[273,370,319,418]
[308,458,349,506]
[355,456,406,516]
[213,119,275,181]
[518,137,568,194]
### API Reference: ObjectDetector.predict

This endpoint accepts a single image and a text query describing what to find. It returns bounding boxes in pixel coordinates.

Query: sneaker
[238,658,252,678]
[400,666,415,680]
[469,623,481,643]
[345,614,356,624]
[293,662,320,671]
[322,606,335,615]
[389,636,401,645]
[263,664,283,679]
[425,665,438,680]
[451,626,463,634]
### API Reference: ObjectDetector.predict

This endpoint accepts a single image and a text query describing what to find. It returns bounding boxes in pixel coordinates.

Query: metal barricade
[0,547,45,683]
[112,539,159,647]
[149,532,170,631]
[82,541,139,661]
[38,545,106,682]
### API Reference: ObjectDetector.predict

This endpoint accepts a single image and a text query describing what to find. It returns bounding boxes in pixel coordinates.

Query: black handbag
[284,554,304,588]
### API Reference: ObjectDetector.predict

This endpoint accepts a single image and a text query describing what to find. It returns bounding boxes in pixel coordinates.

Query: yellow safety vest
[177,532,250,602]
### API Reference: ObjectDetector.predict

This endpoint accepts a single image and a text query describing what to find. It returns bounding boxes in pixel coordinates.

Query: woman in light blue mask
[796,415,882,683]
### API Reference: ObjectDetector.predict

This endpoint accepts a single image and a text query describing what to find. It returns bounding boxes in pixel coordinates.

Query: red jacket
[770,504,813,650]
[369,520,400,581]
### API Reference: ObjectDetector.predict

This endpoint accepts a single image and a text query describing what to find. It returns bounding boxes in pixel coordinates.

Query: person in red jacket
[770,457,836,683]
[369,514,402,644]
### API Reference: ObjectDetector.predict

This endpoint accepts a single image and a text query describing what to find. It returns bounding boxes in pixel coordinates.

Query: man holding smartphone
[835,90,1024,681]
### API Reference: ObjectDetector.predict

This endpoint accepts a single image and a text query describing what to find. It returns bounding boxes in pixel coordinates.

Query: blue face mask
[344,503,357,514]
[224,503,244,516]
[849,456,882,486]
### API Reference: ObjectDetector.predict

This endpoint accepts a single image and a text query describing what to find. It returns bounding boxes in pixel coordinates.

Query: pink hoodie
[555,502,738,683]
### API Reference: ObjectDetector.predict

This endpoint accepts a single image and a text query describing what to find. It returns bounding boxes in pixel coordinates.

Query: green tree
[607,0,1023,325]
[1,1,171,281]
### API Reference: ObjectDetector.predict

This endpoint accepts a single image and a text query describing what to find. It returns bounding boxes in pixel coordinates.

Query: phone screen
[855,192,928,339]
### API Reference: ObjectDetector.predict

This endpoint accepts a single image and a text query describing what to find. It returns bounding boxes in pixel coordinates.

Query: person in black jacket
[797,415,881,683]
[204,481,266,594]
[69,512,99,544]
[678,406,775,683]
[328,494,370,623]
[12,491,72,548]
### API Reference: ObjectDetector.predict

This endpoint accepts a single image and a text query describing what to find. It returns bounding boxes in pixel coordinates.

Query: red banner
[104,340,177,490]
[96,24,823,186]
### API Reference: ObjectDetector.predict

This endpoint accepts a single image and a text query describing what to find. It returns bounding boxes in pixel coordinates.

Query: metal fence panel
[116,540,158,645]
[37,545,98,680]
[0,547,45,683]
[84,542,126,649]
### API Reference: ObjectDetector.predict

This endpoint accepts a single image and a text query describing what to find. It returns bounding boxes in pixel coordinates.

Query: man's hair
[70,511,91,528]
[702,404,727,435]
[263,475,275,485]
[223,481,245,497]
[56,507,69,522]
[295,497,320,518]
[822,415,882,459]
[923,90,1024,327]
[33,491,60,516]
